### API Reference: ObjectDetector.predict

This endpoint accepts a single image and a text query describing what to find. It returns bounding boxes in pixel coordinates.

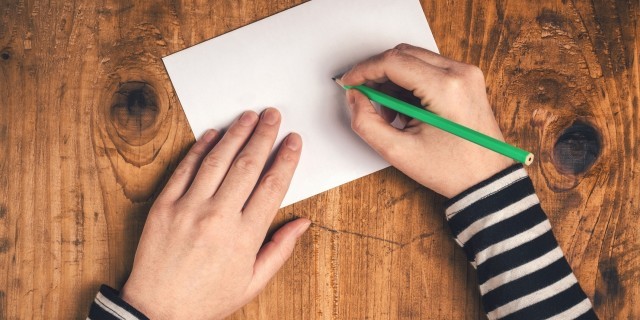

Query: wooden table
[0,0,637,319]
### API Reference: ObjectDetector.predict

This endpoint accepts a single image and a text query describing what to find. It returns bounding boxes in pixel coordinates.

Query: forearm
[445,164,598,320]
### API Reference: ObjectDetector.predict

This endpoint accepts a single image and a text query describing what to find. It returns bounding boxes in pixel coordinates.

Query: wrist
[446,156,515,198]
[120,283,171,320]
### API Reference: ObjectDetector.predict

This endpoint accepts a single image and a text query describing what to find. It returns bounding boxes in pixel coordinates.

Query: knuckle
[148,202,172,219]
[261,173,286,196]
[442,75,465,92]
[233,154,259,173]
[279,148,299,162]
[189,216,218,243]
[275,243,291,263]
[394,43,411,51]
[188,144,207,158]
[227,124,250,138]
[171,163,191,179]
[351,116,368,134]
[381,48,403,61]
[195,214,217,229]
[202,154,226,170]
[462,65,485,81]
[253,125,275,140]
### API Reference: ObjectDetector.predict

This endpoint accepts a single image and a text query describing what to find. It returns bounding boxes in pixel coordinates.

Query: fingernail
[201,129,216,142]
[261,108,279,125]
[341,70,351,81]
[239,111,257,126]
[296,219,312,237]
[285,133,301,151]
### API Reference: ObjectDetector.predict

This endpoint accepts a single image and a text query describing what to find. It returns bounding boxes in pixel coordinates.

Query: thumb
[247,218,311,297]
[347,89,406,159]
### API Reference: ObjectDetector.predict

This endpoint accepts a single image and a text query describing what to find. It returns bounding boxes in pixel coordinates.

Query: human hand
[120,108,310,319]
[341,43,514,198]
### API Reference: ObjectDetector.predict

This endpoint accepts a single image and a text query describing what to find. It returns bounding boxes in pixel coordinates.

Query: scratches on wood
[313,223,404,247]
[312,222,440,252]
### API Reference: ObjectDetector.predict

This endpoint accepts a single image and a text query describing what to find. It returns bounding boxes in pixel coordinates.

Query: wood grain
[0,0,637,319]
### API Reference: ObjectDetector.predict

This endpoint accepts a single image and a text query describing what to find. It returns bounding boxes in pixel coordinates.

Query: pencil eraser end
[524,153,534,166]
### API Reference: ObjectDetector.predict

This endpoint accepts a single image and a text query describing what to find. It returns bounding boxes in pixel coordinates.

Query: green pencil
[334,79,534,166]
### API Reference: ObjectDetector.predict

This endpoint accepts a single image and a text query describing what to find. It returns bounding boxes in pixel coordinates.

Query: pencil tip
[331,77,336,81]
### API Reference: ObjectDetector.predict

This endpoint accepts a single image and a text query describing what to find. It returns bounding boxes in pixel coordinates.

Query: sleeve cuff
[444,164,542,260]
[444,163,527,214]
[87,285,149,320]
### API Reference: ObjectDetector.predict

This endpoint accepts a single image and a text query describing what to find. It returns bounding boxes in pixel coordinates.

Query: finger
[397,113,412,128]
[373,81,421,123]
[157,129,219,203]
[242,133,302,231]
[184,111,259,200]
[246,218,311,297]
[346,89,408,160]
[364,83,396,122]
[212,108,282,213]
[394,43,456,69]
[376,80,423,107]
[341,48,447,105]
[379,105,398,123]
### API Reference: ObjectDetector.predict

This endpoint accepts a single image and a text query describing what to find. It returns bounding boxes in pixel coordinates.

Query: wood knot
[553,122,600,174]
[594,258,624,307]
[96,70,175,203]
[0,48,10,61]
[110,81,159,146]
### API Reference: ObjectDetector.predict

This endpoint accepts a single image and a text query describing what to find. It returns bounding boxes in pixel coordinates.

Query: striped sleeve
[445,164,599,320]
[87,285,149,320]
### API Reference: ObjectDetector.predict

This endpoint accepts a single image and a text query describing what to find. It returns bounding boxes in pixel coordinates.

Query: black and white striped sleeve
[445,164,598,320]
[87,285,148,320]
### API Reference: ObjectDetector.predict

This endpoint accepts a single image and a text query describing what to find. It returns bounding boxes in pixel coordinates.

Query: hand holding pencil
[341,43,518,198]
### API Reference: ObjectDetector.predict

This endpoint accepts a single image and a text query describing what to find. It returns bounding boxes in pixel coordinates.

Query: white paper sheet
[163,0,438,207]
